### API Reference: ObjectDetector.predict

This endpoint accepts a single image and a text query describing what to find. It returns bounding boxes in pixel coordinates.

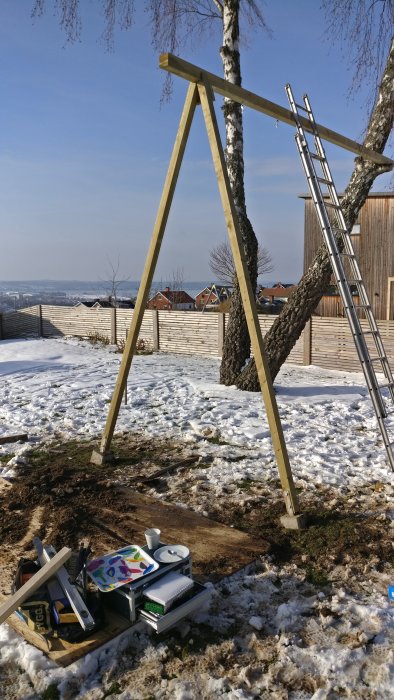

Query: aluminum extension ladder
[286,84,394,471]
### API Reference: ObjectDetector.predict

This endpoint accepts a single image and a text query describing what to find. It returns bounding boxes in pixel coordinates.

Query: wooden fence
[1,304,394,374]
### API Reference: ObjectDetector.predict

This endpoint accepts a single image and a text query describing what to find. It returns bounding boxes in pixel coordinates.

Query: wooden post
[387,277,394,320]
[0,313,3,340]
[152,309,159,351]
[303,319,312,366]
[218,313,225,356]
[111,307,117,345]
[124,329,128,405]
[91,82,199,465]
[37,305,43,338]
[198,79,304,526]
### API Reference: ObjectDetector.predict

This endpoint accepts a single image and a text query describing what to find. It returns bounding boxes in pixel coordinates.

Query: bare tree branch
[101,254,130,305]
[322,0,394,103]
[209,240,273,285]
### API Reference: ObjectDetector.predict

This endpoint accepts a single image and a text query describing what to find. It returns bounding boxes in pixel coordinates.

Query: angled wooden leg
[91,82,199,465]
[198,79,305,527]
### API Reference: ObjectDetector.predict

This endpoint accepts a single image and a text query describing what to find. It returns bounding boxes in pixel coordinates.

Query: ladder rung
[295,102,309,112]
[310,152,325,161]
[368,356,387,363]
[325,202,342,209]
[357,330,378,336]
[377,381,394,389]
[317,177,333,186]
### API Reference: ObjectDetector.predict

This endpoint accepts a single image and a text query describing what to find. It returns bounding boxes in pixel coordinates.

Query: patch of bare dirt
[0,433,392,590]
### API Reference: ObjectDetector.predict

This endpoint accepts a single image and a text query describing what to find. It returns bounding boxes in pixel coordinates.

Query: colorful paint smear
[87,545,159,592]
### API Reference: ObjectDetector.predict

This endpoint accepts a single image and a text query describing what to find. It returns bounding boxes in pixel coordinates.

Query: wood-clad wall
[303,194,394,320]
[2,304,394,375]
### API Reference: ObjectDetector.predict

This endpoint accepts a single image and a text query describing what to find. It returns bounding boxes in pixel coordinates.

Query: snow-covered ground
[0,337,393,699]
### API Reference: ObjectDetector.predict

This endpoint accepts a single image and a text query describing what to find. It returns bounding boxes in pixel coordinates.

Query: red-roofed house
[147,287,195,311]
[258,283,297,304]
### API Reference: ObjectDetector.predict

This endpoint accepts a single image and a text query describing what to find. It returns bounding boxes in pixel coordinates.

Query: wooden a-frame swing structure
[91,54,393,530]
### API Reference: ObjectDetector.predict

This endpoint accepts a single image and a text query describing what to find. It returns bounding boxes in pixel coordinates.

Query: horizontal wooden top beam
[160,53,393,168]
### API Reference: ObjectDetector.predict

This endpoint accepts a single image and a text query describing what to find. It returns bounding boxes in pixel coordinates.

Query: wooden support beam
[160,53,393,168]
[0,547,72,625]
[91,82,199,464]
[198,78,303,523]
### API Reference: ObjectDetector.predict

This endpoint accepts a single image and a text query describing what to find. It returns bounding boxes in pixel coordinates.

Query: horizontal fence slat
[1,305,394,375]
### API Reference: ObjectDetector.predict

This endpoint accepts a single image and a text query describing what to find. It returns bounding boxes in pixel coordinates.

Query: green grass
[305,566,330,587]
[235,478,254,491]
[41,685,60,700]
[103,682,122,698]
[0,453,14,463]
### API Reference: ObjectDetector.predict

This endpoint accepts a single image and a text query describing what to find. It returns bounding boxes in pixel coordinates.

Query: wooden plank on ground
[3,603,132,667]
[116,491,265,582]
[0,434,28,445]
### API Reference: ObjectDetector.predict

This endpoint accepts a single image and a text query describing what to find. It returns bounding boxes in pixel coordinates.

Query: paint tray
[86,545,159,592]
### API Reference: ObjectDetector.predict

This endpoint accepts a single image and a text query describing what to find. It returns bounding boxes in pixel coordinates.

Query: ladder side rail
[309,122,394,391]
[378,417,394,470]
[294,133,388,417]
[290,84,394,469]
[317,144,394,392]
[291,86,393,404]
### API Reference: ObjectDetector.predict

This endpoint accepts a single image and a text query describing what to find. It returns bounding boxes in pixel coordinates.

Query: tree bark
[219,0,257,386]
[236,35,394,391]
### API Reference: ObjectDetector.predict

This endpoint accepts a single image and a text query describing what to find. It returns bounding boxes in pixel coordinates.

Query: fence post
[303,318,312,366]
[152,310,159,350]
[111,307,117,345]
[218,313,225,356]
[37,305,43,337]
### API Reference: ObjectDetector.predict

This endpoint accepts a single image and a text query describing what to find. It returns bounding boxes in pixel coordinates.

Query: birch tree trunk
[219,0,257,385]
[236,35,394,391]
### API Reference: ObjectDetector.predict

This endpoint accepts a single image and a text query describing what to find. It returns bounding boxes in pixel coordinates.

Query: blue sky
[0,1,391,283]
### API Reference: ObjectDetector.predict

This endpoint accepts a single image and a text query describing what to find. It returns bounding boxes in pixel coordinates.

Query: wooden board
[4,604,132,668]
[118,492,265,582]
[2,494,265,666]
[0,434,28,445]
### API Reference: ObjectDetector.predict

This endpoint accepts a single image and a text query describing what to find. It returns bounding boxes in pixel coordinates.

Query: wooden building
[302,192,394,319]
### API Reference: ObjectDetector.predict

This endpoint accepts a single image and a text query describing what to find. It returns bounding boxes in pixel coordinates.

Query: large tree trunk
[219,0,257,386]
[236,36,394,391]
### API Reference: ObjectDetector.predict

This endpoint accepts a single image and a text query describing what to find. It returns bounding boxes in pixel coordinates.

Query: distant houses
[146,287,195,311]
[258,282,297,307]
[20,282,300,317]
[195,284,232,310]
[76,298,135,309]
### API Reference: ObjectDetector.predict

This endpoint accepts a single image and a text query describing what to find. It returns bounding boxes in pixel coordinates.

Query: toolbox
[104,545,209,632]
